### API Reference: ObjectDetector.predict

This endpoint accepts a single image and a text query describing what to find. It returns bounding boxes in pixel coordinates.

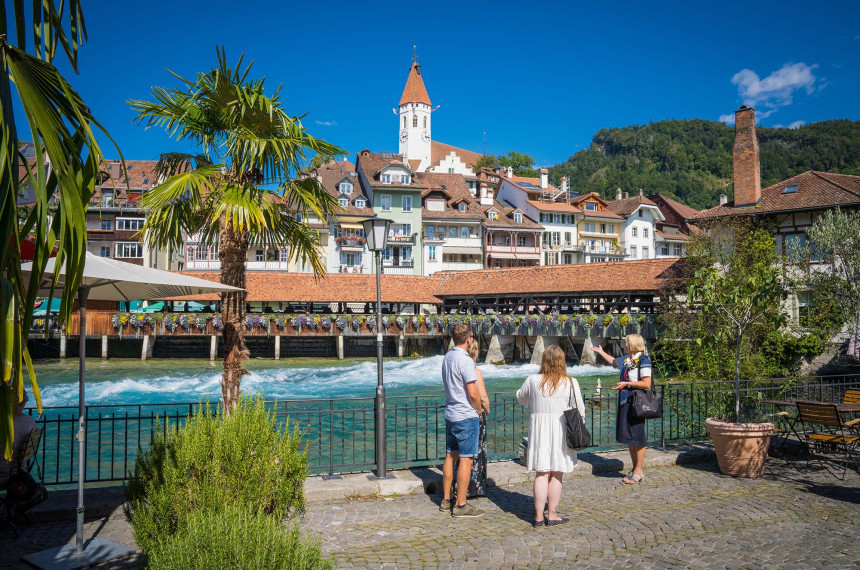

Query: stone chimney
[719,193,728,206]
[539,168,548,189]
[732,105,761,207]
[560,176,569,193]
[616,188,623,201]
[505,166,513,178]
[623,191,629,199]
[109,161,121,180]
[638,188,643,197]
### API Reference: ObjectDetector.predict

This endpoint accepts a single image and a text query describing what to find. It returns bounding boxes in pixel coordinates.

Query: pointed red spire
[399,62,431,107]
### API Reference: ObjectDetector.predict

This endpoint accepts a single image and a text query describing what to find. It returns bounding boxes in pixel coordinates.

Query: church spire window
[403,115,406,129]
[423,116,427,128]
[412,115,418,128]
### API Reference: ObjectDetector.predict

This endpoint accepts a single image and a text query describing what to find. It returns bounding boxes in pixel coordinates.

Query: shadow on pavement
[484,485,537,524]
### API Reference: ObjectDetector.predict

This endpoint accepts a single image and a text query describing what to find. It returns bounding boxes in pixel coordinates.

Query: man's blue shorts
[445,417,480,458]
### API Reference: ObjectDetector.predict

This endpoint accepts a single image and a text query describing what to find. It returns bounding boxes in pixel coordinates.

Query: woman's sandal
[532,519,545,528]
[545,518,570,526]
[622,472,645,484]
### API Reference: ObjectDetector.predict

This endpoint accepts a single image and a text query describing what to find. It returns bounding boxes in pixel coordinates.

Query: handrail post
[660,384,665,450]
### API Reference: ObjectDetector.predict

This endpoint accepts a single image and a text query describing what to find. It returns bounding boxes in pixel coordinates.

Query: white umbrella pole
[76,286,89,554]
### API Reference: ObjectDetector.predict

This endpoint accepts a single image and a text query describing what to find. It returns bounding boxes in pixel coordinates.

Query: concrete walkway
[2,447,859,569]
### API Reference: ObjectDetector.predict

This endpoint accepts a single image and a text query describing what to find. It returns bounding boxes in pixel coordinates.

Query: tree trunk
[219,219,250,413]
[734,330,742,422]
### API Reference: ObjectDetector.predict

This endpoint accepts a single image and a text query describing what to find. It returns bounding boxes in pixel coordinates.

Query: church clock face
[399,129,408,143]
[421,129,430,142]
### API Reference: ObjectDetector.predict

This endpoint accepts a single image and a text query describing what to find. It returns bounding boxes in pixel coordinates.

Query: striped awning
[444,246,482,255]
[488,252,517,260]
[339,223,364,230]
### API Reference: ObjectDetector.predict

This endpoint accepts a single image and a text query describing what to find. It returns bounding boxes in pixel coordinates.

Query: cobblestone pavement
[1,461,858,569]
[302,461,860,569]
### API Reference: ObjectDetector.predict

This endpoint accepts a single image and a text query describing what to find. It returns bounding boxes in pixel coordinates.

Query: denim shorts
[445,417,480,458]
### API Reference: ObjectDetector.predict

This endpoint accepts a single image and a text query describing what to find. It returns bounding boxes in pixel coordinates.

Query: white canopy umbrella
[21,252,241,569]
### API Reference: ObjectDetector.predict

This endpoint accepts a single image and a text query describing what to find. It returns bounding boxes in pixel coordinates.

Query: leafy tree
[473,151,538,177]
[800,208,860,359]
[686,219,788,420]
[1,1,117,458]
[129,49,343,411]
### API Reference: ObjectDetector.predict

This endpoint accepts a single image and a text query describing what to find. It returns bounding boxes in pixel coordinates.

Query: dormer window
[338,197,349,208]
[459,203,467,212]
[400,174,410,184]
[381,174,391,184]
[514,212,523,223]
[488,210,499,221]
[584,202,597,211]
[355,198,366,208]
[339,181,353,194]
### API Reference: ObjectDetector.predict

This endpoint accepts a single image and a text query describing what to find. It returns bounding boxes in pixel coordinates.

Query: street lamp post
[363,217,393,479]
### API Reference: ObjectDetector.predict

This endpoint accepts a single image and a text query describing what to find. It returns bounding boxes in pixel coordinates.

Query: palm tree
[129,49,343,411]
[1,1,118,458]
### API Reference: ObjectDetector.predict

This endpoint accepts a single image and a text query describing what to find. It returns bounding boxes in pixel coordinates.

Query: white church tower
[397,58,432,171]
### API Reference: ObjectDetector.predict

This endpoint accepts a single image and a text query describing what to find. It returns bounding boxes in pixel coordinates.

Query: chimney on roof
[719,193,728,206]
[732,105,761,207]
[505,166,513,178]
[638,188,643,197]
[623,191,629,199]
[539,168,548,189]
[616,188,622,201]
[560,176,569,193]
[109,161,121,180]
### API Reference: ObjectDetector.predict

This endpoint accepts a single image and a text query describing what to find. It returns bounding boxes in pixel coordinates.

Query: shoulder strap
[568,378,577,410]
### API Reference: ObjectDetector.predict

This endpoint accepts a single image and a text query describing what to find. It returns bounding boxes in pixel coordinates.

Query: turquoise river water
[32,356,621,407]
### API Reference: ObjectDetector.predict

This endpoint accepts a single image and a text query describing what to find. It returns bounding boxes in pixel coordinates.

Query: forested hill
[549,119,860,210]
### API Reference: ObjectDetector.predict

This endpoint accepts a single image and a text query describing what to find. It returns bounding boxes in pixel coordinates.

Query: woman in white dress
[516,344,585,527]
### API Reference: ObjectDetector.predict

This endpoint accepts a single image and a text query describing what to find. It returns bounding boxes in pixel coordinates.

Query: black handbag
[563,382,591,450]
[630,387,663,420]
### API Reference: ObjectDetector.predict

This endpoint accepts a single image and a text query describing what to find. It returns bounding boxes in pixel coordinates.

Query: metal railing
[24,374,860,486]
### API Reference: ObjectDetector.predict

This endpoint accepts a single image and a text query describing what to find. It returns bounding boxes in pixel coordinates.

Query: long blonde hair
[538,345,570,395]
[467,338,479,362]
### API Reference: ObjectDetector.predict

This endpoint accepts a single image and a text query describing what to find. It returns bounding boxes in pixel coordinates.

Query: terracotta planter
[705,418,774,478]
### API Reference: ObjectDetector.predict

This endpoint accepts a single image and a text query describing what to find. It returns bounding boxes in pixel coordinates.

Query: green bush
[124,396,309,553]
[146,505,330,570]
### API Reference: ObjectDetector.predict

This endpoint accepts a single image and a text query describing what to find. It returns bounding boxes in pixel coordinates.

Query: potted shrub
[688,220,787,478]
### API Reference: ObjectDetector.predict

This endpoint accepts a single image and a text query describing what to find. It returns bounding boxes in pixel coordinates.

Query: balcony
[486,244,541,259]
[584,245,625,256]
[339,265,366,274]
[335,236,366,250]
[542,242,583,252]
[388,233,416,244]
[423,232,447,242]
[185,260,291,271]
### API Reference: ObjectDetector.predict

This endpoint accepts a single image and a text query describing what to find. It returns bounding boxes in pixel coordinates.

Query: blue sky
[32,0,860,168]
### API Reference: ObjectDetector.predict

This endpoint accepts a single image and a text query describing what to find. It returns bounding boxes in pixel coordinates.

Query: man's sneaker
[451,502,485,518]
[439,499,452,511]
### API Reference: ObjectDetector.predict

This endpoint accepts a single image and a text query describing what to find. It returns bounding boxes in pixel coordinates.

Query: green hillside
[549,119,860,210]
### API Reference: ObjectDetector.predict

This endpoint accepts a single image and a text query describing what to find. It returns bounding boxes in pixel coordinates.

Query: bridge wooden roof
[432,258,683,298]
[170,259,683,304]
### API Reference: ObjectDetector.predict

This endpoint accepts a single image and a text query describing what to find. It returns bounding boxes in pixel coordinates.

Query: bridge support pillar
[485,335,505,365]
[274,335,281,360]
[101,335,109,359]
[579,336,596,365]
[530,335,545,365]
[398,335,405,358]
[210,335,218,361]
[59,333,66,358]
[141,335,149,361]
[337,335,344,359]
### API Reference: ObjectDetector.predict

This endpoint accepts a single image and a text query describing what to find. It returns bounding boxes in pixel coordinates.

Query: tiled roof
[483,200,543,230]
[430,141,482,170]
[648,194,700,221]
[606,195,659,216]
[399,63,431,106]
[356,150,426,190]
[656,230,691,242]
[315,160,375,217]
[177,272,444,304]
[526,200,582,214]
[418,172,483,220]
[694,171,860,220]
[98,160,159,190]
[434,258,683,297]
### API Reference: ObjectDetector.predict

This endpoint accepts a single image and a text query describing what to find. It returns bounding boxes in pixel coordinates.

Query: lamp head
[363,218,392,251]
